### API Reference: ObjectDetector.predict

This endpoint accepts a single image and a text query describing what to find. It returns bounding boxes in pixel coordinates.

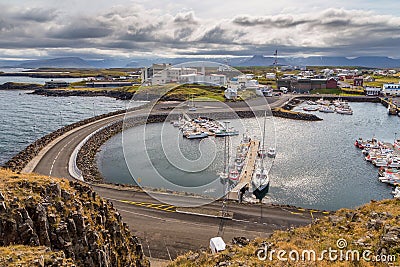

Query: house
[383,83,400,96]
[365,87,382,96]
[364,76,375,82]
[44,80,70,89]
[141,63,172,83]
[353,77,364,87]
[151,67,197,85]
[326,78,338,89]
[179,73,227,86]
[265,73,276,79]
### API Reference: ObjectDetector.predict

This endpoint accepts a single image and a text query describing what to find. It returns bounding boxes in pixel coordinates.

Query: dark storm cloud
[0,4,400,58]
[49,25,112,39]
[13,7,58,23]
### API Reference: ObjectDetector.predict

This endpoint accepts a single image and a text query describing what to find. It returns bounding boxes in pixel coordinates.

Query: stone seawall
[31,88,134,100]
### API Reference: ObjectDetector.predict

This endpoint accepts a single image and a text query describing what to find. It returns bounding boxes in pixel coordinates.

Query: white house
[179,73,227,86]
[152,67,197,85]
[229,75,260,90]
[265,73,276,79]
[383,83,400,96]
[365,87,382,96]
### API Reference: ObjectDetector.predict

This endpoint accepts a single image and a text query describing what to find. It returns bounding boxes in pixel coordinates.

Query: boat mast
[261,110,267,171]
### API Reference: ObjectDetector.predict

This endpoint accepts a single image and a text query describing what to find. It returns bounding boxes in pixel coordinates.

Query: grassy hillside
[171,199,400,266]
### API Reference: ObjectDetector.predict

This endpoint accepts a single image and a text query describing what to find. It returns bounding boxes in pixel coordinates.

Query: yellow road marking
[297,208,306,211]
[118,200,176,212]
[290,212,303,215]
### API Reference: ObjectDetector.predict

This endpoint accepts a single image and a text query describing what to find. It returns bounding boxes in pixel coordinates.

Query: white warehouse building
[152,67,197,85]
[382,83,400,96]
[179,73,227,86]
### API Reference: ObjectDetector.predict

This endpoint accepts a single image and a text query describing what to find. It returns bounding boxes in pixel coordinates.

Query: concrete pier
[227,140,260,201]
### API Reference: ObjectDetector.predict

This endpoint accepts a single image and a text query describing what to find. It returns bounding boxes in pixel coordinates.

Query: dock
[227,140,260,201]
[380,98,400,114]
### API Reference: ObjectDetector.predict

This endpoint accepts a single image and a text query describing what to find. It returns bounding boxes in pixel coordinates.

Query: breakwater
[0,82,42,90]
[31,88,134,100]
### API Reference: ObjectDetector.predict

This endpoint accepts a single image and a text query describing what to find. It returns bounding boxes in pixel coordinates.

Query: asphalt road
[31,96,328,260]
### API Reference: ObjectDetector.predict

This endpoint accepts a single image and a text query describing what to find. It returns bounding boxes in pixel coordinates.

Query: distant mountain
[2,55,399,69]
[287,56,400,68]
[17,57,94,68]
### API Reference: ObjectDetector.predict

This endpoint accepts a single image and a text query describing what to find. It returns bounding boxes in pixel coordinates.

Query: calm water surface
[0,90,144,165]
[98,102,400,210]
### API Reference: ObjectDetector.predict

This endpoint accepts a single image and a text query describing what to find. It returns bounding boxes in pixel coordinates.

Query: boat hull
[253,183,270,201]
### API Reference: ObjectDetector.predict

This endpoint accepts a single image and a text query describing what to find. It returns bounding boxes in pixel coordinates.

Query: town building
[277,77,338,93]
[383,83,400,96]
[179,73,227,86]
[141,63,172,83]
[365,87,382,96]
[44,80,70,89]
[151,67,197,85]
[353,77,364,87]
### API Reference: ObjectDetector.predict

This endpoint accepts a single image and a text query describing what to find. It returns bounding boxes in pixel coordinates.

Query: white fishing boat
[267,147,276,158]
[252,111,270,201]
[188,94,197,111]
[319,106,335,113]
[373,158,388,167]
[392,186,400,195]
[336,108,353,115]
[185,131,208,139]
[303,106,319,112]
[215,128,240,137]
[228,167,240,182]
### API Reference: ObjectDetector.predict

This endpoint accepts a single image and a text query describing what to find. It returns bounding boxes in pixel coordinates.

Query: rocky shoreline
[0,82,42,91]
[31,88,134,100]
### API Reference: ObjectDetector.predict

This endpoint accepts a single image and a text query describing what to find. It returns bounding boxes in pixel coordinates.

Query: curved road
[30,96,326,261]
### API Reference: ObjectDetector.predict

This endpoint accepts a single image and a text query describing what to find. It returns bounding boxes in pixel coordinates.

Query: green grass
[310,88,342,95]
[365,76,399,88]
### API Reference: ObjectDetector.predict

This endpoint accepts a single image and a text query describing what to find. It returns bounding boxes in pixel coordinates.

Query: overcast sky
[1,0,400,60]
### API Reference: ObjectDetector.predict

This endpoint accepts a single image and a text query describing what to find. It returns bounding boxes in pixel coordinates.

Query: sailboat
[252,111,270,201]
[188,93,197,112]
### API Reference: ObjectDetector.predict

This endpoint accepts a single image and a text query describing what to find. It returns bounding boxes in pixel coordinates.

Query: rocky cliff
[0,169,149,267]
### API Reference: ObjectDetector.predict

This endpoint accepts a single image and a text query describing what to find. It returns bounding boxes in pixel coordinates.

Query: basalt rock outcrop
[0,82,43,91]
[0,169,149,267]
[31,89,134,100]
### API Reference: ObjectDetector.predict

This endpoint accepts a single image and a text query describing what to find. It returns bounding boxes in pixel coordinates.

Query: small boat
[373,158,388,167]
[185,131,208,139]
[378,167,400,177]
[319,106,335,113]
[336,108,353,115]
[354,138,364,149]
[252,167,270,201]
[228,168,240,182]
[215,129,240,137]
[258,148,266,159]
[303,106,319,111]
[267,147,276,158]
[306,100,317,105]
